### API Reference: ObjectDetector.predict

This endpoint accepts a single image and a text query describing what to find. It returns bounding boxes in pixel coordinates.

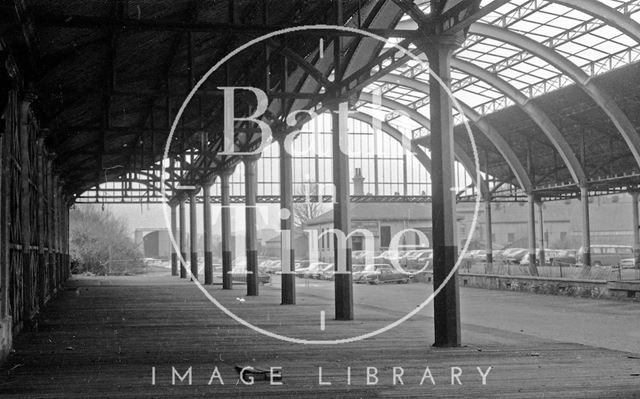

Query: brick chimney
[353,168,365,195]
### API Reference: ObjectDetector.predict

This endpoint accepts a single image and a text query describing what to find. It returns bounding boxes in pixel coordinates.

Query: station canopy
[2,0,640,203]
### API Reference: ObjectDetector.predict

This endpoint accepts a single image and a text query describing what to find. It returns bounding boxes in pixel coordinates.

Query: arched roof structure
[2,0,640,203]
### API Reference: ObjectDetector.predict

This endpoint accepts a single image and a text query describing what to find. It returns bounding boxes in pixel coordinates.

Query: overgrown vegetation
[69,206,144,275]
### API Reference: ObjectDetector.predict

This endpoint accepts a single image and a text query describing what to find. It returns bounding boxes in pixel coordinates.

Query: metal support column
[189,190,199,281]
[484,195,493,273]
[332,102,353,320]
[244,156,259,296]
[179,199,187,279]
[537,200,545,267]
[170,204,178,276]
[220,172,233,289]
[423,36,461,346]
[580,186,592,275]
[278,137,296,304]
[631,190,639,266]
[203,183,213,285]
[527,193,539,276]
[332,0,353,321]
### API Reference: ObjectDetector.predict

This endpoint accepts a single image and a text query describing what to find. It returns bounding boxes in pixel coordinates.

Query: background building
[134,228,170,259]
[307,202,432,261]
[306,192,639,260]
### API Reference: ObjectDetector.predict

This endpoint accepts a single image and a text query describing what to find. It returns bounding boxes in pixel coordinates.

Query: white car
[620,258,638,269]
[303,262,331,279]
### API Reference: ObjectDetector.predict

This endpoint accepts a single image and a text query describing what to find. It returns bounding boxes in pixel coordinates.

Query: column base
[179,252,187,279]
[527,253,538,277]
[171,253,178,276]
[334,257,354,321]
[433,245,461,348]
[222,251,233,290]
[246,250,258,296]
[204,252,213,285]
[281,249,296,305]
[281,275,296,305]
[485,254,493,274]
[190,252,198,281]
[580,252,592,278]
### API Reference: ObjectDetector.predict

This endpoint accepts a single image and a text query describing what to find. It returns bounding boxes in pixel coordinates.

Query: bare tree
[294,181,328,231]
[70,205,144,275]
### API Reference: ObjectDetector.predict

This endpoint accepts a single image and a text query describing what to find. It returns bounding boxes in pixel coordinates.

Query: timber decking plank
[1,274,639,398]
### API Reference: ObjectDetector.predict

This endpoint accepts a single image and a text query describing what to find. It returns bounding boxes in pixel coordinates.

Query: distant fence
[418,268,640,300]
[458,260,640,281]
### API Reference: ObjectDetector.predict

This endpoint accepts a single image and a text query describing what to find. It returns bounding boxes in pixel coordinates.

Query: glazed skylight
[362,0,640,121]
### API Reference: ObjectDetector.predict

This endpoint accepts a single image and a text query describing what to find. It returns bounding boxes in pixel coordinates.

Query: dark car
[355,264,411,284]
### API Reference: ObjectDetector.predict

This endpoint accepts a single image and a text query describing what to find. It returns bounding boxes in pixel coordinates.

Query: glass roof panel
[374,0,640,126]
[447,0,640,115]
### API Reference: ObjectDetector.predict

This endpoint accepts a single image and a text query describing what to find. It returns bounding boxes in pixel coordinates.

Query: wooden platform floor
[1,272,639,398]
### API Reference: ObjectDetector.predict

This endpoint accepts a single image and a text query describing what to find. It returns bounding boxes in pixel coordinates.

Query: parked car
[399,250,420,267]
[293,263,310,276]
[294,260,313,270]
[577,245,634,267]
[620,257,639,269]
[356,264,411,284]
[547,249,576,266]
[261,259,282,274]
[372,250,404,267]
[403,250,421,267]
[303,262,332,279]
[230,264,271,284]
[407,250,432,270]
[470,249,488,261]
[320,264,336,280]
[502,248,528,264]
[351,264,367,280]
[491,249,505,261]
[352,250,374,264]
[520,249,553,266]
[258,259,271,272]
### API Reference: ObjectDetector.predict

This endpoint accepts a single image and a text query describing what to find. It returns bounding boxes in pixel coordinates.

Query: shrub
[69,206,144,275]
